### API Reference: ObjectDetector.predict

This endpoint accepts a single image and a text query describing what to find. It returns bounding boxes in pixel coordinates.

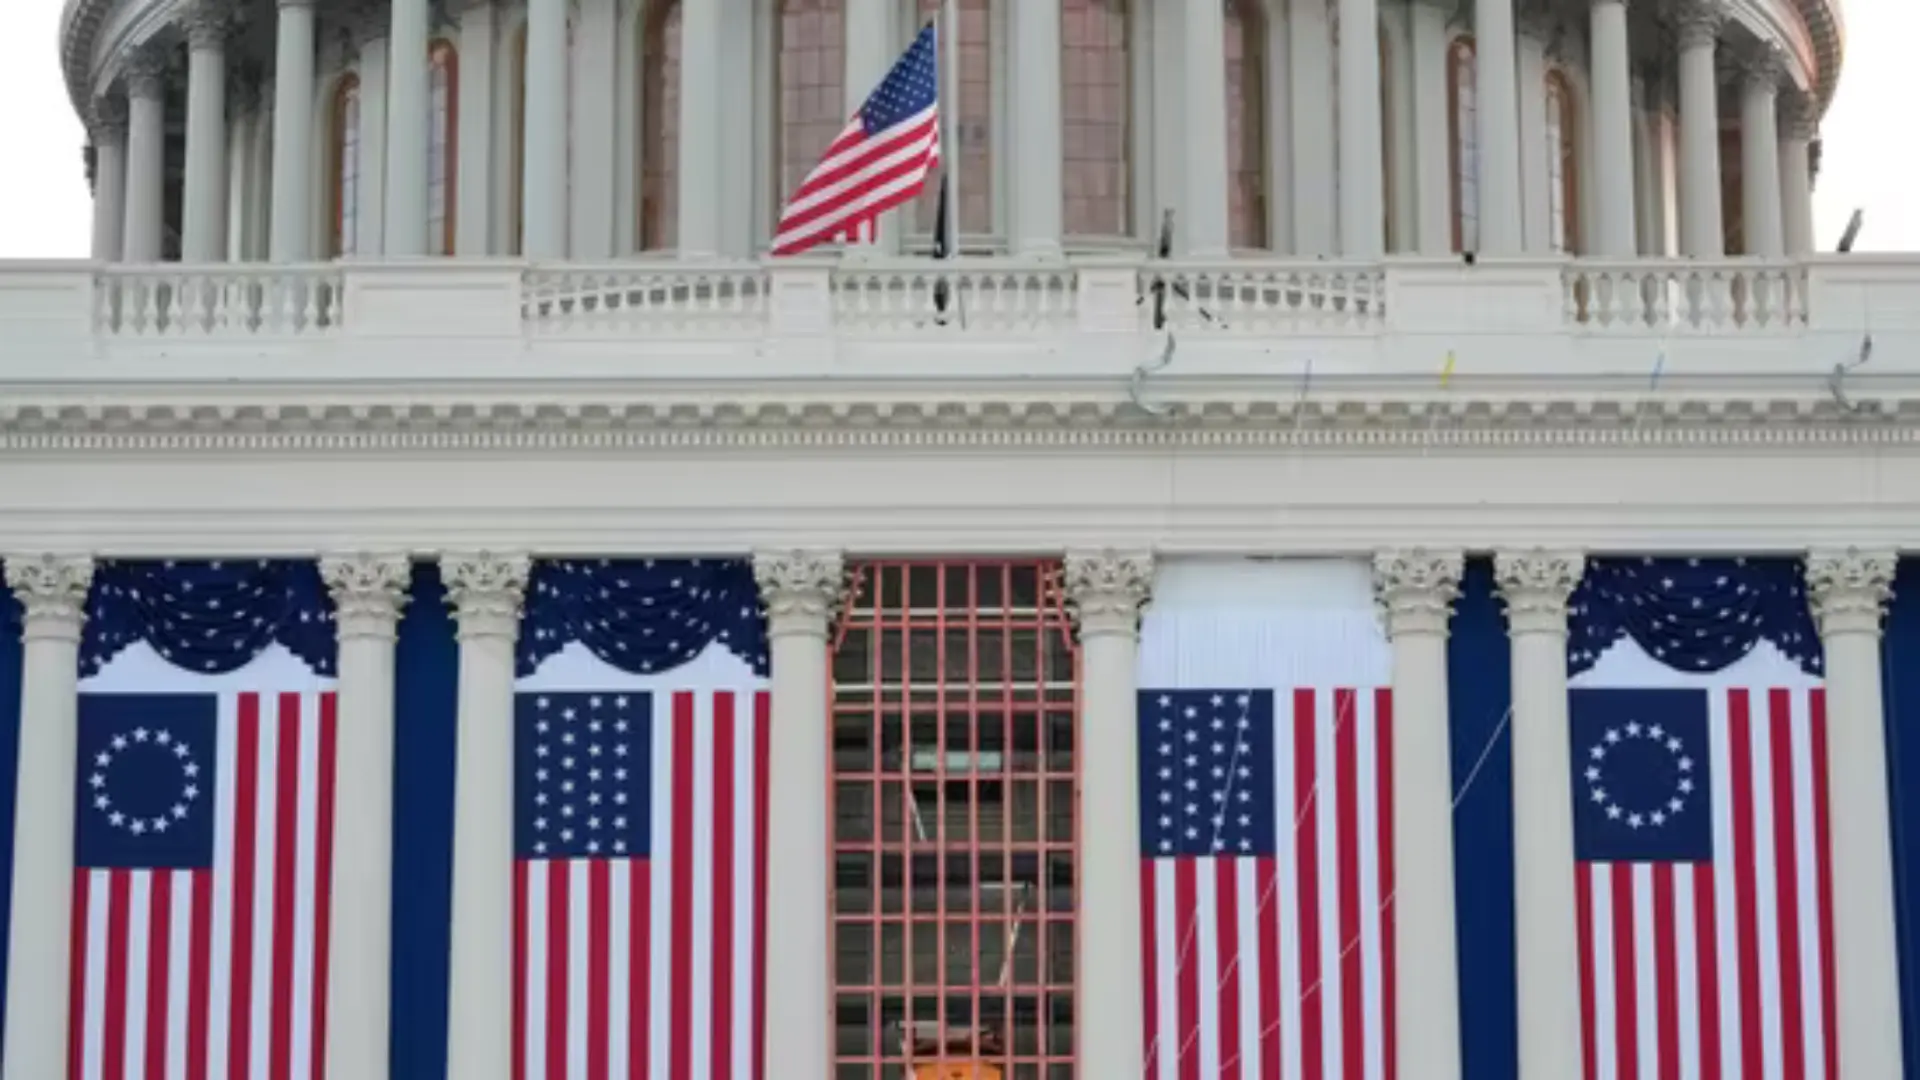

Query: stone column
[1804,549,1904,1080]
[180,4,229,262]
[122,49,169,264]
[454,0,496,255]
[1474,0,1524,253]
[0,555,94,1080]
[1338,0,1386,256]
[1063,550,1154,1078]
[1588,0,1637,256]
[1780,109,1816,255]
[1183,0,1231,256]
[1494,550,1585,1080]
[751,551,846,1080]
[521,0,568,257]
[1739,52,1785,257]
[842,0,898,253]
[675,0,724,257]
[318,555,411,1080]
[270,0,319,261]
[1372,550,1465,1080]
[442,552,531,1080]
[1011,0,1064,258]
[349,31,390,257]
[384,0,430,255]
[1675,2,1723,257]
[1408,0,1453,254]
[91,99,129,261]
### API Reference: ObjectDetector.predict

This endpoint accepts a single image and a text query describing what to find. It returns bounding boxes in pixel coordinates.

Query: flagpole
[940,0,960,259]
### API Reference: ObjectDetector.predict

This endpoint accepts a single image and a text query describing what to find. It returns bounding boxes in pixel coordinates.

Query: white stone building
[3,0,1917,1077]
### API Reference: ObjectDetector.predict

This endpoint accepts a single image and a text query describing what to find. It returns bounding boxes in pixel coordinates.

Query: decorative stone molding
[752,551,847,635]
[1494,550,1586,635]
[1063,550,1154,638]
[1782,101,1819,142]
[1805,548,1896,638]
[4,554,95,641]
[1739,46,1787,90]
[91,95,128,139]
[1373,549,1466,638]
[181,1,232,51]
[320,553,412,640]
[1674,0,1724,49]
[121,46,170,100]
[442,551,531,638]
[226,61,265,119]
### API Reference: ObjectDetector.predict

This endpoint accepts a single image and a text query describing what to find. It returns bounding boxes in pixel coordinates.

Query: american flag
[769,22,941,255]
[1138,686,1395,1080]
[70,690,337,1080]
[1570,686,1836,1080]
[511,687,769,1080]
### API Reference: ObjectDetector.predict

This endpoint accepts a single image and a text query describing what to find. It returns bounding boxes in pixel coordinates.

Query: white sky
[0,0,1907,257]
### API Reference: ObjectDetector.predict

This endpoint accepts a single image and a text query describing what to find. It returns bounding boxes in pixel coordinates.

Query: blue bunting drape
[516,558,768,678]
[80,560,337,677]
[1567,556,1822,677]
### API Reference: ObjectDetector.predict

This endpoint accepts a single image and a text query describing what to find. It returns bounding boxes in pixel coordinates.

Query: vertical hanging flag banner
[70,560,340,1080]
[1136,558,1394,1080]
[511,559,770,1080]
[1566,557,1836,1080]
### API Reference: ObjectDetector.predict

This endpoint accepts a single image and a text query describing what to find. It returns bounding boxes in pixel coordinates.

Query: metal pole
[942,0,961,256]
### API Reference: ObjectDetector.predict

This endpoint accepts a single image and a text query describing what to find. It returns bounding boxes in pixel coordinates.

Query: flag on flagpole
[1135,559,1395,1080]
[770,22,942,256]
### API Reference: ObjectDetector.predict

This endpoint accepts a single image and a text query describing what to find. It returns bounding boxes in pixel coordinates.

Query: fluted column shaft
[181,9,228,262]
[1676,6,1724,257]
[1064,551,1154,1076]
[123,55,168,264]
[752,552,846,1080]
[1740,58,1785,257]
[384,0,431,255]
[443,553,531,1080]
[675,0,724,257]
[1011,0,1063,257]
[1804,551,1904,1080]
[1373,551,1465,1080]
[1588,0,1637,256]
[1496,551,1586,1080]
[1474,0,1524,252]
[521,0,568,256]
[1339,0,1386,256]
[270,0,319,261]
[319,556,411,1080]
[0,556,95,1080]
[1182,0,1231,255]
[1780,116,1816,254]
[91,104,129,261]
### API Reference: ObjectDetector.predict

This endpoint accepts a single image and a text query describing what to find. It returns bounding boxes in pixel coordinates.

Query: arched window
[1062,0,1131,239]
[1225,0,1268,250]
[1545,69,1579,254]
[640,0,683,250]
[916,0,992,240]
[1446,35,1478,253]
[329,74,362,258]
[776,0,846,218]
[429,40,459,254]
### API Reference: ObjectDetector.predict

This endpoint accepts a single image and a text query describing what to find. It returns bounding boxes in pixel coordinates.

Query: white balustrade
[1564,259,1808,332]
[831,261,1080,335]
[1144,262,1388,332]
[522,263,770,337]
[95,264,344,336]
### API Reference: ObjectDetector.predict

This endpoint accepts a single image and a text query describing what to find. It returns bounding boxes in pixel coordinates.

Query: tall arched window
[1446,35,1478,252]
[776,0,846,217]
[640,0,683,250]
[916,0,992,239]
[1225,0,1268,249]
[1062,0,1130,239]
[429,40,459,254]
[329,74,362,257]
[1544,69,1579,254]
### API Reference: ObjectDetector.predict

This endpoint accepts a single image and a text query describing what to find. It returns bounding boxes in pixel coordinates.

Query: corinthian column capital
[1063,550,1154,639]
[1373,549,1466,638]
[1674,0,1723,49]
[1494,550,1586,635]
[321,553,412,641]
[442,551,531,639]
[1804,548,1896,638]
[752,550,847,637]
[5,555,95,642]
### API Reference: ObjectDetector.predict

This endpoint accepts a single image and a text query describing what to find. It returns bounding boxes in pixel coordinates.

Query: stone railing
[1563,259,1809,331]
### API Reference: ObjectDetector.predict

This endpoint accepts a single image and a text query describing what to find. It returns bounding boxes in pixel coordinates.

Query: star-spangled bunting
[517,558,767,678]
[82,559,338,677]
[1567,556,1821,676]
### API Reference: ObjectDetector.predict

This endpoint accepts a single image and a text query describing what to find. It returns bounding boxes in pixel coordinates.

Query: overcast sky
[0,0,1907,256]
